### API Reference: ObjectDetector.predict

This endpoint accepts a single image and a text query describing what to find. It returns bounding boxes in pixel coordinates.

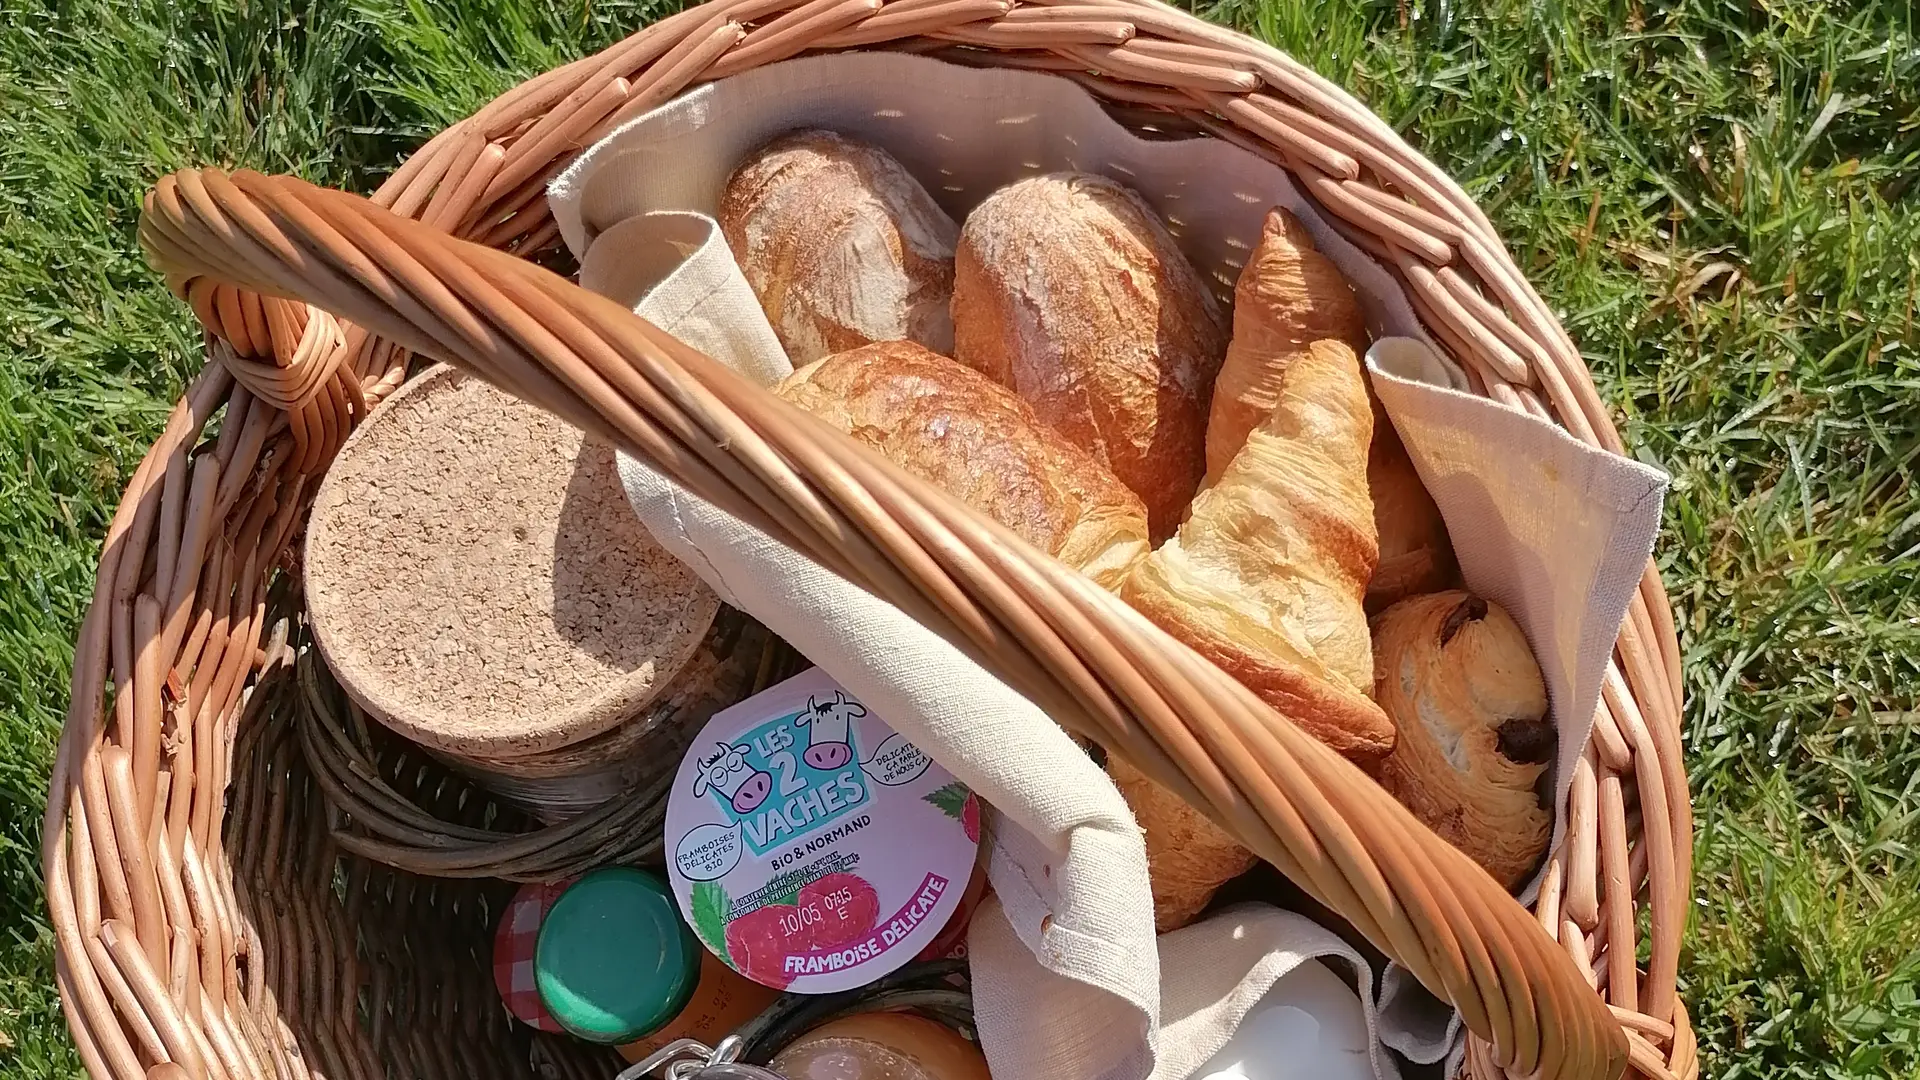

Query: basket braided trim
[44,2,1695,1079]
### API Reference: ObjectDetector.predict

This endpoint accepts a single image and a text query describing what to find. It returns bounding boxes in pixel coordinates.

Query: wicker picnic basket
[43,2,1698,1079]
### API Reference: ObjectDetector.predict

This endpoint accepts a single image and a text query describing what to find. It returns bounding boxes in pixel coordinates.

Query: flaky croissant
[1204,207,1366,484]
[1373,591,1554,891]
[1208,207,1455,611]
[1113,265,1391,928]
[1105,752,1257,932]
[1123,341,1388,755]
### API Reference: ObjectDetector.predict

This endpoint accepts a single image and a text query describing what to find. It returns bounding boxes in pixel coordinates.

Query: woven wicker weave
[46,3,1696,1079]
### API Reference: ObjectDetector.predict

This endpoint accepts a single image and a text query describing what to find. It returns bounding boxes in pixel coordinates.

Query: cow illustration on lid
[666,668,980,994]
[794,691,865,770]
[692,741,772,814]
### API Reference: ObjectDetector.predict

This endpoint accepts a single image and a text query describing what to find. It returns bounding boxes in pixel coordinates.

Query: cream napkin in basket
[548,52,1667,1080]
[577,211,791,387]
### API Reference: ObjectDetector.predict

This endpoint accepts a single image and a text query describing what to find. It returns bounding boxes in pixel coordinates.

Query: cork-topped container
[304,364,724,780]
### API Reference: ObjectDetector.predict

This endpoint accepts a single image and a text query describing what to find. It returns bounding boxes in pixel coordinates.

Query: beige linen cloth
[548,53,1667,1080]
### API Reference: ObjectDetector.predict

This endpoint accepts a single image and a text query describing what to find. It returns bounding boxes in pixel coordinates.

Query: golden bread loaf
[1203,208,1366,483]
[952,172,1227,540]
[720,130,958,364]
[1372,590,1554,891]
[1365,400,1458,611]
[775,341,1149,587]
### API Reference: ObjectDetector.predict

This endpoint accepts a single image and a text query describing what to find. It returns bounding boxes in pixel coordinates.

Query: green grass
[0,0,1915,1076]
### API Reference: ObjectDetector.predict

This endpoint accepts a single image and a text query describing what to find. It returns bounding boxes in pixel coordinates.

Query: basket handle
[140,167,1627,1080]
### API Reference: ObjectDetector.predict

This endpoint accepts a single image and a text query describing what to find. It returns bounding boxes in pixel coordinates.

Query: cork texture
[304,365,719,759]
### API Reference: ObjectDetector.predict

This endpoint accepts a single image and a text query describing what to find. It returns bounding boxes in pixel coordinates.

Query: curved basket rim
[46,6,1694,1080]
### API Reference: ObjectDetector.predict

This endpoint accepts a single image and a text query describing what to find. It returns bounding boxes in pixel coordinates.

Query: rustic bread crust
[776,340,1149,588]
[721,129,958,364]
[952,172,1226,540]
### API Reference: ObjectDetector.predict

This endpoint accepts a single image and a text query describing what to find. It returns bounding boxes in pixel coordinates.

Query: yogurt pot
[666,669,980,993]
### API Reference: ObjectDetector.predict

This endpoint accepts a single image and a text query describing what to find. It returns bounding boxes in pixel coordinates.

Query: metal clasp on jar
[617,1036,788,1080]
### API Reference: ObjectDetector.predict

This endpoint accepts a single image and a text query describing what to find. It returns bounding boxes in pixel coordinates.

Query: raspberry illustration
[723,904,797,988]
[797,872,880,948]
[924,782,980,843]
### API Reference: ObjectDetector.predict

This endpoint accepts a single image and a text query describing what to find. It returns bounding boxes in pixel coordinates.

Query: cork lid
[305,365,719,759]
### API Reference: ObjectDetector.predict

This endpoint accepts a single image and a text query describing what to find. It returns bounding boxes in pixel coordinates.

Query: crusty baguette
[952,173,1226,540]
[776,341,1149,588]
[721,130,958,364]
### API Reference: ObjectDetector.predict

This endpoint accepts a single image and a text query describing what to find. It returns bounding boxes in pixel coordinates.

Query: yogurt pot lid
[665,668,979,994]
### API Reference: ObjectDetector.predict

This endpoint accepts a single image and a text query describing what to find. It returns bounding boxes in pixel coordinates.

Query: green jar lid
[534,867,701,1043]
